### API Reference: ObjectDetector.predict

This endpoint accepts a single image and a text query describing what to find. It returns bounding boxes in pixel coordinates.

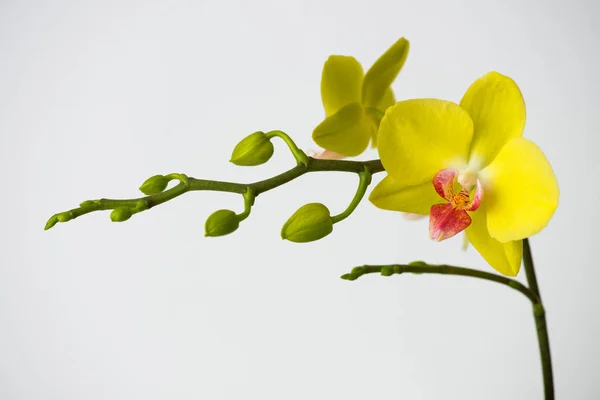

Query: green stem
[45,158,384,230]
[165,173,189,184]
[523,239,554,400]
[237,188,255,221]
[345,254,554,399]
[265,130,309,166]
[331,166,372,224]
[342,263,539,304]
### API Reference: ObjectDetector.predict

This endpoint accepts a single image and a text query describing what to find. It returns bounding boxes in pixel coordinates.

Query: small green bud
[135,199,150,212]
[79,200,97,207]
[408,260,427,266]
[57,212,74,223]
[340,273,356,281]
[230,131,274,166]
[281,203,333,243]
[381,266,394,276]
[205,209,240,237]
[110,207,132,222]
[139,175,170,195]
[44,215,59,230]
[351,266,364,275]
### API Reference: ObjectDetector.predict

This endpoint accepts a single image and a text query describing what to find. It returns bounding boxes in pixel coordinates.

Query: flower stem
[236,188,255,221]
[45,158,384,230]
[345,249,555,399]
[523,238,554,400]
[331,166,372,224]
[265,130,309,166]
[341,262,539,303]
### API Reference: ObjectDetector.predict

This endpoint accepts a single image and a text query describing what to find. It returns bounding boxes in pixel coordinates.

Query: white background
[1,0,599,398]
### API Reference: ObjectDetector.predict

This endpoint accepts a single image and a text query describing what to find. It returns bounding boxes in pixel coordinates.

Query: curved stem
[331,166,372,224]
[45,158,384,230]
[523,239,554,399]
[345,254,554,399]
[265,130,309,166]
[237,188,255,221]
[342,263,539,304]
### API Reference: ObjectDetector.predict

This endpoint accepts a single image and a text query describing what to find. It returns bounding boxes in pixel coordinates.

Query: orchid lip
[429,168,484,241]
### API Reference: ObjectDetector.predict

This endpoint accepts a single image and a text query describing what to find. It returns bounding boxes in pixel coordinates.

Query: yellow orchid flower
[312,37,409,157]
[369,72,559,276]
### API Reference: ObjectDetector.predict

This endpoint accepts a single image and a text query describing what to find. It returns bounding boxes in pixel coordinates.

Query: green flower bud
[139,175,170,195]
[135,199,150,212]
[351,266,364,275]
[408,260,427,266]
[205,209,240,237]
[281,203,333,243]
[44,215,59,230]
[110,207,132,222]
[230,131,274,166]
[380,266,394,276]
[57,212,74,223]
[79,200,97,207]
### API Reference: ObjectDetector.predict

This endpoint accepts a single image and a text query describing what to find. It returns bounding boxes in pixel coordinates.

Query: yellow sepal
[321,55,364,117]
[362,37,409,108]
[460,72,526,168]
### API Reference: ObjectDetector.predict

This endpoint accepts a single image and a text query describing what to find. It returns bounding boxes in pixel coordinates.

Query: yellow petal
[369,175,440,214]
[321,55,364,116]
[312,102,374,156]
[376,87,396,112]
[362,37,409,108]
[480,137,559,242]
[466,205,522,276]
[460,72,526,168]
[378,99,474,185]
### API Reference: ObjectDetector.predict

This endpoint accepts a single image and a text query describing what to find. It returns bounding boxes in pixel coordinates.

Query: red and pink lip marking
[429,168,483,241]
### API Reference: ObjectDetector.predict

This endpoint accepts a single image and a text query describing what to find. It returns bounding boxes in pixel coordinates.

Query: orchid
[369,72,559,276]
[45,40,560,397]
[312,37,409,157]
